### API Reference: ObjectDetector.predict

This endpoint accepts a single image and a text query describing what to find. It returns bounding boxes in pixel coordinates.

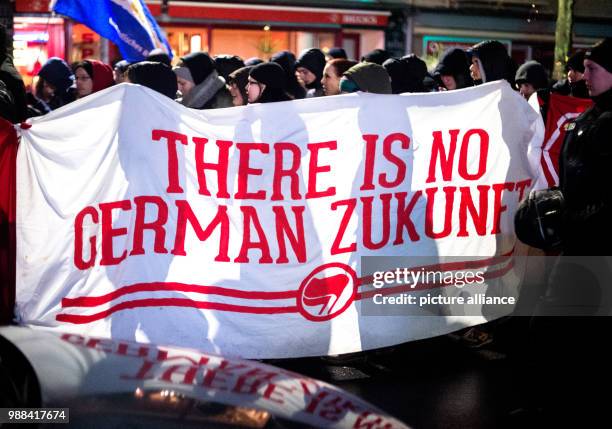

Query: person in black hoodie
[432,48,473,90]
[126,61,178,99]
[382,55,428,94]
[173,51,233,109]
[270,50,305,100]
[468,40,517,87]
[246,62,290,104]
[213,54,245,83]
[33,57,76,111]
[295,48,325,98]
[0,25,27,122]
[551,50,589,98]
[361,48,391,65]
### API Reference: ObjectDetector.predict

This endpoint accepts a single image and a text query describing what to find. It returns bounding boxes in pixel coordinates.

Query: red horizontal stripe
[356,258,515,300]
[57,298,298,324]
[62,282,297,308]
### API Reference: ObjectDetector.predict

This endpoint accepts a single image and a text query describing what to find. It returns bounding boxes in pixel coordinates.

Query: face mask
[339,77,360,93]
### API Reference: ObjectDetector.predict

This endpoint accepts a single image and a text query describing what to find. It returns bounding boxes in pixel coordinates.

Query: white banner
[16,82,543,358]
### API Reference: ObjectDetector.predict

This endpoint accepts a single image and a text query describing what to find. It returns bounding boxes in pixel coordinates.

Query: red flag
[541,93,592,187]
[0,118,18,324]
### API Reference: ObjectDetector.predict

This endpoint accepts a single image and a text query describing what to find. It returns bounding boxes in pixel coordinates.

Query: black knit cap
[249,62,286,90]
[328,47,347,59]
[566,50,585,73]
[295,48,326,80]
[179,51,216,85]
[515,61,549,90]
[585,38,612,73]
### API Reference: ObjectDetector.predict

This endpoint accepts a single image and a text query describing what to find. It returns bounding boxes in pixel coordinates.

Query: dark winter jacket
[558,88,612,255]
[0,26,27,122]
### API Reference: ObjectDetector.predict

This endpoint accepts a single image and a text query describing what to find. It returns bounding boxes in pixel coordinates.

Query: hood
[433,48,473,89]
[179,52,216,85]
[87,60,115,93]
[127,61,177,99]
[469,40,516,85]
[383,55,427,93]
[38,57,75,94]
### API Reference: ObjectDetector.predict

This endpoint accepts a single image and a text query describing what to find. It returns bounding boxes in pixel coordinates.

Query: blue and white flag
[52,0,172,63]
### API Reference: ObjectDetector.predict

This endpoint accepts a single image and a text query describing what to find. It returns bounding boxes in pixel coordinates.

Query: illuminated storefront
[145,1,390,61]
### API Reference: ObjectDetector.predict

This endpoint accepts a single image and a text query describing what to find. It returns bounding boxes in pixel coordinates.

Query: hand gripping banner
[15,82,543,358]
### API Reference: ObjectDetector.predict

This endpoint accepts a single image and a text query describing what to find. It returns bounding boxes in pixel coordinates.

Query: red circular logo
[297,263,358,322]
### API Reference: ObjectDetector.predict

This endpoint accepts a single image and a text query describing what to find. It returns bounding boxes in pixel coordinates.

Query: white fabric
[16,82,544,358]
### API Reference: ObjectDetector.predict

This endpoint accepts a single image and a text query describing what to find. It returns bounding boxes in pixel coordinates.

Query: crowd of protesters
[2,22,612,424]
[0,35,604,124]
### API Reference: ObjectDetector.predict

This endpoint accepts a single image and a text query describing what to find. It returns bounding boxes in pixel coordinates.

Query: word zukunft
[73,129,532,268]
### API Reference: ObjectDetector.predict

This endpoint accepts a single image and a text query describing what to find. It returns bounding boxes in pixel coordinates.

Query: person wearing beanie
[113,60,130,84]
[514,60,550,100]
[270,50,305,100]
[246,62,290,104]
[326,47,348,61]
[552,51,589,98]
[383,55,427,94]
[227,66,252,106]
[173,51,232,109]
[146,48,172,66]
[361,48,391,65]
[34,57,76,110]
[73,60,114,99]
[433,48,473,90]
[468,40,517,87]
[126,61,178,99]
[295,48,326,98]
[524,37,612,426]
[213,54,245,83]
[339,62,392,94]
[321,59,357,96]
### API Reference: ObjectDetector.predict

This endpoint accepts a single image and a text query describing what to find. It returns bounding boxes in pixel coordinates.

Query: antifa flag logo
[297,263,358,321]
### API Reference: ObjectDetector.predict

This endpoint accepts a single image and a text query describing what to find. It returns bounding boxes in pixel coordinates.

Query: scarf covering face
[179,70,225,108]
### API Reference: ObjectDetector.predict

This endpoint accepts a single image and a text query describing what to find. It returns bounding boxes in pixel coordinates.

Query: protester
[340,62,392,94]
[514,60,549,100]
[0,24,27,122]
[382,55,428,94]
[213,54,245,83]
[515,38,612,427]
[113,60,130,84]
[468,40,517,87]
[295,48,326,98]
[326,47,348,61]
[173,51,233,109]
[246,62,290,104]
[227,66,252,106]
[551,50,589,98]
[361,48,391,65]
[432,48,474,90]
[33,57,76,112]
[270,50,305,100]
[321,58,357,96]
[146,48,172,66]
[73,60,114,99]
[126,61,178,99]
